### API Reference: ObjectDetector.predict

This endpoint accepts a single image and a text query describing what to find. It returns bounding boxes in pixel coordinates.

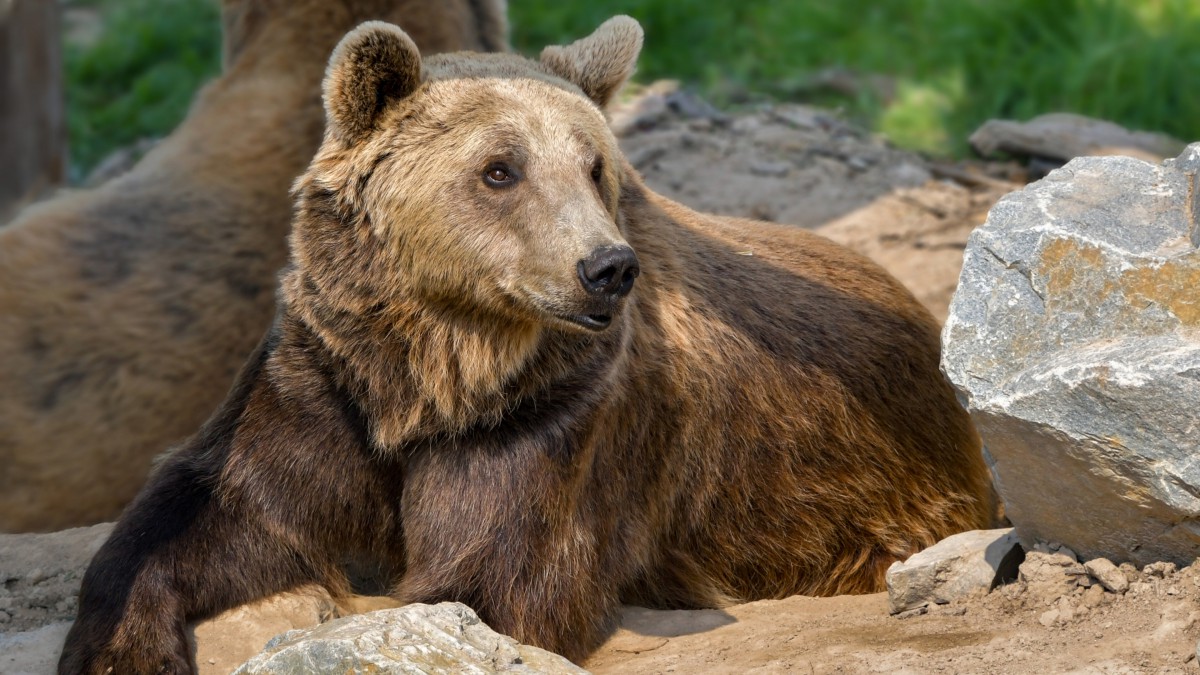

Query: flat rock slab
[233,602,588,674]
[886,528,1023,614]
[0,523,112,632]
[617,97,933,229]
[969,112,1186,163]
[943,143,1200,566]
[0,621,71,675]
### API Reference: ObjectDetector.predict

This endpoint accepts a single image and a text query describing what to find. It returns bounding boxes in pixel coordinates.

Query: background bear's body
[0,0,508,533]
[61,18,991,673]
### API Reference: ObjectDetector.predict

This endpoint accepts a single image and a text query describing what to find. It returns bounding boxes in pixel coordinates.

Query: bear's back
[602,181,989,601]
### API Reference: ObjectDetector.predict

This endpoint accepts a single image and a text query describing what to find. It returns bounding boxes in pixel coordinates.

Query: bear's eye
[591,159,604,185]
[483,163,517,188]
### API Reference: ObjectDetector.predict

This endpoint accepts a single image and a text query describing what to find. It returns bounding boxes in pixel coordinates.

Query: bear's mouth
[563,313,612,331]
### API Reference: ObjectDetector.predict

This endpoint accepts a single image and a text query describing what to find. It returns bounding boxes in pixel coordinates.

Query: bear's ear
[323,21,423,145]
[540,15,644,110]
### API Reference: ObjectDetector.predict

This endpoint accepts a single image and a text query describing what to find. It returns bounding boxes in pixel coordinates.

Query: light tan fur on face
[0,0,509,533]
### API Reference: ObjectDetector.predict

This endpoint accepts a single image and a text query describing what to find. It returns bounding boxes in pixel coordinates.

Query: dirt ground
[586,553,1199,674]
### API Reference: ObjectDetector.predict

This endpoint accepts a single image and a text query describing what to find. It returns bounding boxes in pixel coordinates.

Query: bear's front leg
[60,334,391,674]
[58,437,343,673]
[59,450,329,674]
[396,439,623,662]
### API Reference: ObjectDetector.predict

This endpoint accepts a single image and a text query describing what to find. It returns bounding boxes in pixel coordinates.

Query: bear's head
[291,16,645,338]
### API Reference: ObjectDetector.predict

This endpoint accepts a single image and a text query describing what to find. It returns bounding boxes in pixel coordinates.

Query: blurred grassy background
[63,0,1200,178]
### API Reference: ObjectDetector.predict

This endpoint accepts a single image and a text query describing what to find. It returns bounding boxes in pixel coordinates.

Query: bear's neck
[277,267,622,449]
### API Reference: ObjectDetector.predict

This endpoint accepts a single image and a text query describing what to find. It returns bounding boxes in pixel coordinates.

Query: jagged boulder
[233,602,588,674]
[943,143,1200,567]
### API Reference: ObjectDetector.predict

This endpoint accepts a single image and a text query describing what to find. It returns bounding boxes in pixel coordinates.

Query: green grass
[512,0,1200,155]
[63,0,1200,176]
[64,0,220,179]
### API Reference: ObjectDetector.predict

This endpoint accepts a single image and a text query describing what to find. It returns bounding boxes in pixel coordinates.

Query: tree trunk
[0,0,65,222]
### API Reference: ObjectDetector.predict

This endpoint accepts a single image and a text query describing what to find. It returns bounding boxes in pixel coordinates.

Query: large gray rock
[886,528,1024,614]
[943,143,1200,567]
[233,602,588,674]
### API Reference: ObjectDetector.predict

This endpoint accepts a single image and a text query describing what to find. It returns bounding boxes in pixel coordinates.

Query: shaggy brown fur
[60,17,991,673]
[0,0,507,533]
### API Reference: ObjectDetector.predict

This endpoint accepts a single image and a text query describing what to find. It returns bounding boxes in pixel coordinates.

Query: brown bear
[59,16,992,673]
[0,0,508,533]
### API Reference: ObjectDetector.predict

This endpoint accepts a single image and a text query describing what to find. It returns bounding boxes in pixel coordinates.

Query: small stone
[846,156,872,171]
[1129,582,1151,596]
[1038,609,1060,627]
[1049,544,1078,562]
[1081,584,1106,608]
[886,528,1023,614]
[1019,553,1080,588]
[25,568,46,585]
[895,606,928,620]
[749,160,792,177]
[1119,563,1142,583]
[1143,562,1178,578]
[0,610,11,623]
[1084,558,1129,594]
[731,116,762,134]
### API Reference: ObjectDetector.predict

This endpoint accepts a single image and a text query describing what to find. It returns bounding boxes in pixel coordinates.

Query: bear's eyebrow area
[476,141,528,173]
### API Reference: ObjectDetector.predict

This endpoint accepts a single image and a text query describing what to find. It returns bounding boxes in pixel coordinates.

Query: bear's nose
[578,245,640,298]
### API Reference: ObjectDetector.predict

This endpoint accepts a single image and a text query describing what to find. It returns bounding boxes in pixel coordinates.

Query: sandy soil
[587,553,1200,674]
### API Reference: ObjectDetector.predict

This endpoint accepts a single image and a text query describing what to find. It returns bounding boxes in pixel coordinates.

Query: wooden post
[0,0,65,222]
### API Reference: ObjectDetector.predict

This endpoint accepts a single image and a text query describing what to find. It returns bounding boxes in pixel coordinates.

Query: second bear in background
[0,0,508,533]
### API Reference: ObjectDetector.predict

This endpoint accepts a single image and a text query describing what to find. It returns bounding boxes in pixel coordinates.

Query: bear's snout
[578,245,640,300]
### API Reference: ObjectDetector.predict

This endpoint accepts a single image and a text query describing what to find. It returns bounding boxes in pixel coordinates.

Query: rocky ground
[587,551,1200,674]
[3,92,1196,674]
